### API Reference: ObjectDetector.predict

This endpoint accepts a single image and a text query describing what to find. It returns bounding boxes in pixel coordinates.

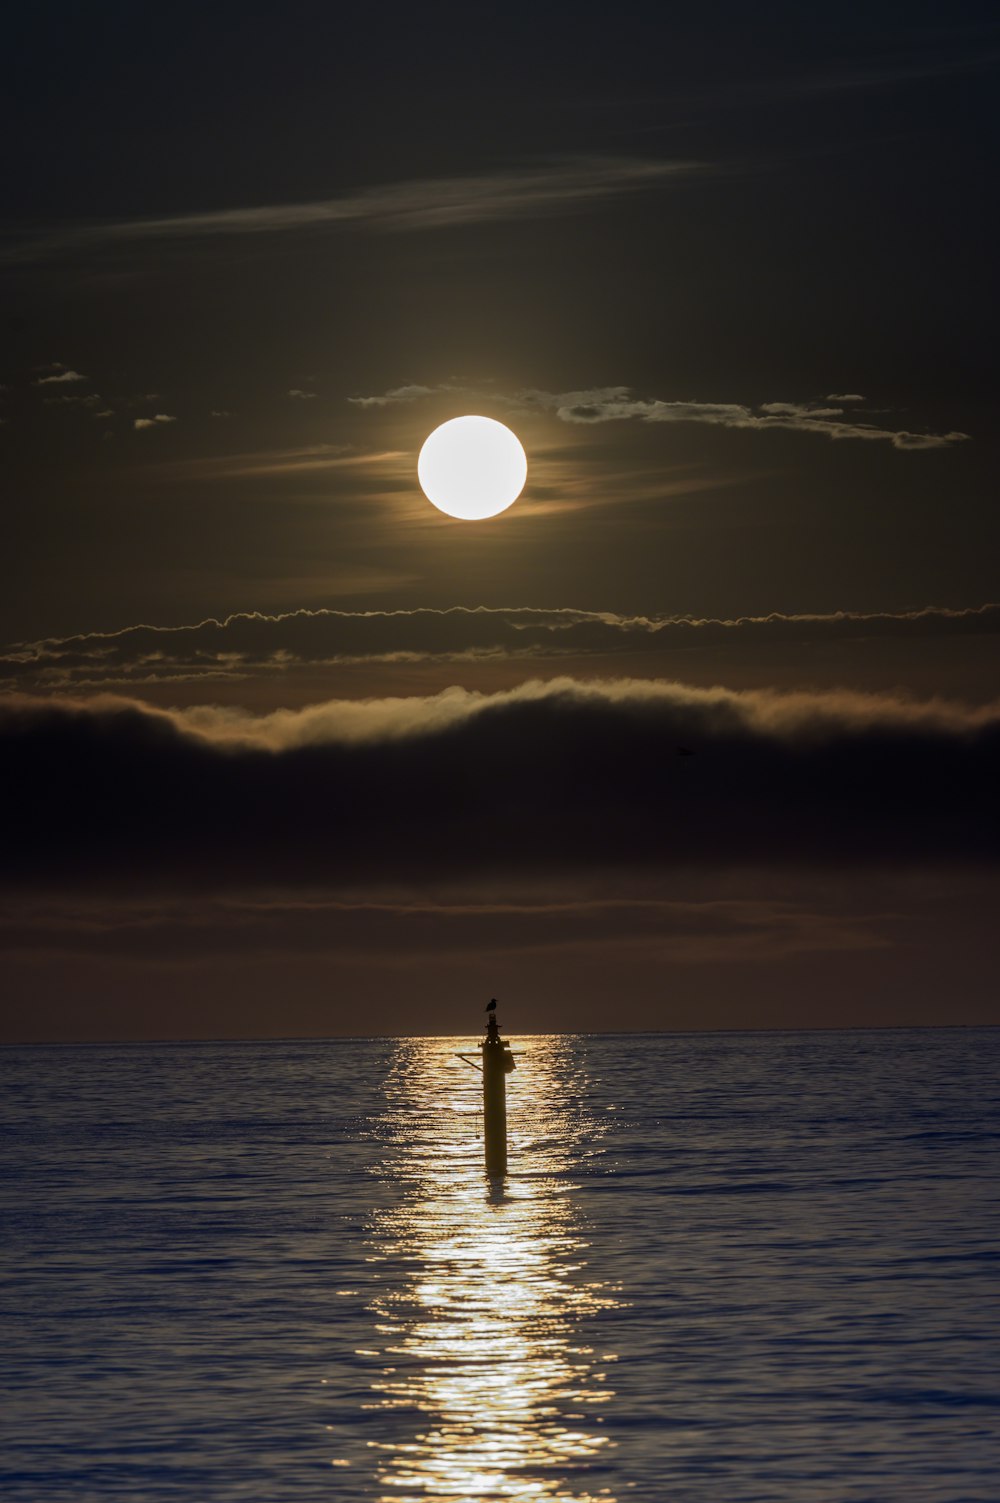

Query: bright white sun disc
[417,415,527,520]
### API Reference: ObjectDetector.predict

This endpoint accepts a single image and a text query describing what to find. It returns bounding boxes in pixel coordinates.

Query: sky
[2,2,998,1040]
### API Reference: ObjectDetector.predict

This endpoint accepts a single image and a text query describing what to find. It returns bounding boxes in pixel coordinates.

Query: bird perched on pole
[485,999,497,1013]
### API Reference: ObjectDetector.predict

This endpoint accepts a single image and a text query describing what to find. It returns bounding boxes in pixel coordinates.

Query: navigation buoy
[457,999,516,1177]
[482,1002,516,1177]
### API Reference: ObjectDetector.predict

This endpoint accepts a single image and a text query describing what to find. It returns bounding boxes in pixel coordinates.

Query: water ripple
[1,1028,998,1500]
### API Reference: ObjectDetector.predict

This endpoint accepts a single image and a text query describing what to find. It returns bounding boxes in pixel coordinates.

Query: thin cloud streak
[5,602,996,688]
[346,380,969,450]
[149,443,406,481]
[520,387,970,450]
[788,47,1000,97]
[133,414,177,430]
[33,369,88,386]
[0,892,884,965]
[349,384,442,408]
[5,156,702,263]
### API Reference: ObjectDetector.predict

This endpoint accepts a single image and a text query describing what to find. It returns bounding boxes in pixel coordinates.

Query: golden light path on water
[361,1036,622,1503]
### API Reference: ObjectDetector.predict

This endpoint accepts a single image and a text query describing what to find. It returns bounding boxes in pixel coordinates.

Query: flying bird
[485,999,497,1012]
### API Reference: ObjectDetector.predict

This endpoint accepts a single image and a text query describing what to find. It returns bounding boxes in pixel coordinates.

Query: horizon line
[3,1021,996,1048]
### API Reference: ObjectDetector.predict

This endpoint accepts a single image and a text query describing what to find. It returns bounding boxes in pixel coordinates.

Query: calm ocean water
[2,1029,998,1502]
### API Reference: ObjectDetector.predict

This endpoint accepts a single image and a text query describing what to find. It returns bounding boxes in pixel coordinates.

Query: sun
[417,415,527,520]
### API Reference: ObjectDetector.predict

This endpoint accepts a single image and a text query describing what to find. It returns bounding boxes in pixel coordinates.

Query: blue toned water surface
[2,1030,998,1501]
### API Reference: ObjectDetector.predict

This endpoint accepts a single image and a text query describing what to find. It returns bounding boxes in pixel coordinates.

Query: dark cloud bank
[3,678,997,892]
[5,603,999,688]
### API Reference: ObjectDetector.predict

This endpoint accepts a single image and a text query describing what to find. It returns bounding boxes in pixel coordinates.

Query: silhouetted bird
[486,999,497,1012]
[677,746,695,756]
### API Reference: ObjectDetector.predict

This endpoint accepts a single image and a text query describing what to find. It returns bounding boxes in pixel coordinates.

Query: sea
[2,1029,998,1502]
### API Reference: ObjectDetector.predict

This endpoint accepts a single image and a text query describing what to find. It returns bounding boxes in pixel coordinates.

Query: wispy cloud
[43,391,104,407]
[348,384,442,408]
[5,603,997,688]
[6,156,702,263]
[150,442,402,481]
[345,378,968,451]
[36,386,113,419]
[133,413,177,431]
[519,386,969,450]
[788,46,1000,97]
[0,890,884,967]
[287,389,317,400]
[33,367,88,386]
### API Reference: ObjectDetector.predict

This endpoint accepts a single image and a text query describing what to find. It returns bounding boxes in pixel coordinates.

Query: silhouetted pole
[482,1002,515,1177]
[456,1001,517,1177]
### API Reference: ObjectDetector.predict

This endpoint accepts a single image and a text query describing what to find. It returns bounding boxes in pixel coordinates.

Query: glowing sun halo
[417,415,527,520]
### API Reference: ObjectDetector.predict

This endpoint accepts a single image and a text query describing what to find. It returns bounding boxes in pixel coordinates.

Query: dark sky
[2,2,998,1040]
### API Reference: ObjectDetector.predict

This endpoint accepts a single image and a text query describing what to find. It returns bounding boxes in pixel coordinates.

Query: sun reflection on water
[362,1036,620,1502]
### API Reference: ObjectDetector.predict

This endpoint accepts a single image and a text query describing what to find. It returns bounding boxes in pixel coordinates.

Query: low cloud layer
[2,677,996,892]
[4,603,997,688]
